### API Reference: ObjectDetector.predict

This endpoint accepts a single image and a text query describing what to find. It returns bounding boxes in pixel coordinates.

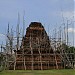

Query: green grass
[0,69,75,75]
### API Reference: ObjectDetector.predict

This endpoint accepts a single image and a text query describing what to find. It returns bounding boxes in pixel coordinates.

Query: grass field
[0,69,75,75]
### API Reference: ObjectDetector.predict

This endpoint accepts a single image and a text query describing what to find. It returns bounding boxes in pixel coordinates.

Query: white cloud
[62,11,74,19]
[68,28,75,33]
[0,33,6,40]
[0,33,5,37]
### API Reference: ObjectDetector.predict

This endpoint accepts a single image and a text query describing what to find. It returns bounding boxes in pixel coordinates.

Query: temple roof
[29,22,44,28]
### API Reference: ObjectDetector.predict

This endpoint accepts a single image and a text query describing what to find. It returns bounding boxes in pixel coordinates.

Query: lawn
[0,69,75,75]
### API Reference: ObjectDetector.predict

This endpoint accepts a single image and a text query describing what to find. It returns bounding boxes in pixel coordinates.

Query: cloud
[0,33,5,37]
[0,33,6,40]
[68,28,75,33]
[61,11,74,19]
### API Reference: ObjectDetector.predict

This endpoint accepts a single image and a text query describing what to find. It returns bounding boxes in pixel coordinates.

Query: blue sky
[0,0,74,46]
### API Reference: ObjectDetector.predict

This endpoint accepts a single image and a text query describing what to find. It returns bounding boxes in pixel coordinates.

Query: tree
[0,53,5,72]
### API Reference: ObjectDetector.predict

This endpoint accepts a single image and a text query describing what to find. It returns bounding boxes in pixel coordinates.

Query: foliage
[0,53,5,72]
[62,43,75,53]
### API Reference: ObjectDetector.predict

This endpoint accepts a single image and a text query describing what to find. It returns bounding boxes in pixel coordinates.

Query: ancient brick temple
[9,22,63,70]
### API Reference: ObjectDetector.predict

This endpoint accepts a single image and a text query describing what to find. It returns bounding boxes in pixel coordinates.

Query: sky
[0,0,74,47]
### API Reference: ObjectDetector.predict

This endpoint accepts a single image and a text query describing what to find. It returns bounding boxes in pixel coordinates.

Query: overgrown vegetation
[62,44,75,53]
[0,53,5,72]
